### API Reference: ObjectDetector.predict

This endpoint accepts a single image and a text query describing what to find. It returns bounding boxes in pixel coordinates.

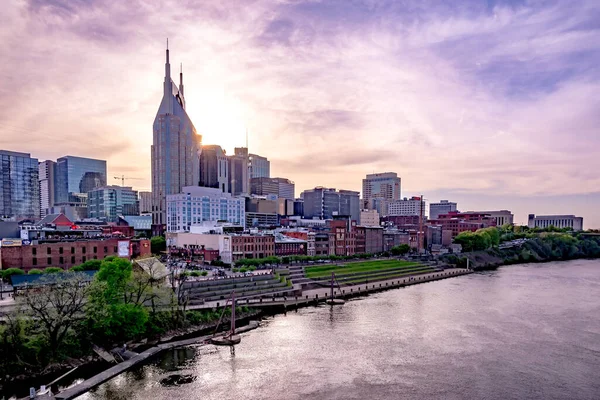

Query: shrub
[43,267,64,274]
[201,271,208,276]
[2,268,25,279]
[28,269,43,275]
[70,266,85,272]
[190,271,201,277]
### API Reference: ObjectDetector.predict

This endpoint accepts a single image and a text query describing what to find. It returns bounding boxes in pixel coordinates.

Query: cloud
[0,0,599,226]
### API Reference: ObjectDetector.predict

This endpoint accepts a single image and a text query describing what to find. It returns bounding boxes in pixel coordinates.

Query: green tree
[20,274,91,358]
[79,259,103,271]
[150,236,166,254]
[28,269,43,275]
[1,268,25,280]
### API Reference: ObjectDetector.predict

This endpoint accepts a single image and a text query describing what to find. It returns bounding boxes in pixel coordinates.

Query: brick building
[231,234,275,261]
[0,238,151,272]
[274,234,307,256]
[429,211,497,237]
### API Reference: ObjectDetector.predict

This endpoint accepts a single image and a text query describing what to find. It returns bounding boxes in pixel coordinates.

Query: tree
[150,236,166,254]
[2,268,25,280]
[28,269,43,275]
[390,244,410,256]
[20,274,91,358]
[79,259,102,271]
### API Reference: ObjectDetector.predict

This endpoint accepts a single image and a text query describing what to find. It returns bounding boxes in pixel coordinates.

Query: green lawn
[305,259,422,279]
[340,267,436,285]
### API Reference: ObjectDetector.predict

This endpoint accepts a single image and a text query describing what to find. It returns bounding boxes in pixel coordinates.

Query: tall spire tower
[151,41,202,227]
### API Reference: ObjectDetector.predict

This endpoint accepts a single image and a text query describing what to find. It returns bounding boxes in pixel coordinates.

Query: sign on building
[118,240,130,258]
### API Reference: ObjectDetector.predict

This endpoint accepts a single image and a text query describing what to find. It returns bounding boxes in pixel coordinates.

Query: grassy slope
[305,260,422,279]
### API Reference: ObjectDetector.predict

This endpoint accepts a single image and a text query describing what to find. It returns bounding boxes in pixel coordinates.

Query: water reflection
[78,260,600,400]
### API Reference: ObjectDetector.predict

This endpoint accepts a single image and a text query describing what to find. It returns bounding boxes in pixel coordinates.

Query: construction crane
[114,175,143,186]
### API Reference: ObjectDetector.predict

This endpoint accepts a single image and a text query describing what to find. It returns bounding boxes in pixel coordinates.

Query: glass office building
[55,156,107,204]
[0,150,40,220]
[88,185,139,222]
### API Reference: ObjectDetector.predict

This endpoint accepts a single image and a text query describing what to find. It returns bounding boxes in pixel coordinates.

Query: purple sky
[1,0,599,227]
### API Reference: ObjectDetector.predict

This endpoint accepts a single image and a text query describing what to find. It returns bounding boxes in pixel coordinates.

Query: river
[76,259,600,400]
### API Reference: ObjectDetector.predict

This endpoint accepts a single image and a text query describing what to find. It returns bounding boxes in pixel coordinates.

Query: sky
[0,0,599,227]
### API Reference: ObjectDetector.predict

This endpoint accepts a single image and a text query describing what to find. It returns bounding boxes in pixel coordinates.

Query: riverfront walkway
[189,268,472,310]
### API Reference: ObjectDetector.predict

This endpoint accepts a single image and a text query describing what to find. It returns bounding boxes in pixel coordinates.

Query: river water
[77,260,600,400]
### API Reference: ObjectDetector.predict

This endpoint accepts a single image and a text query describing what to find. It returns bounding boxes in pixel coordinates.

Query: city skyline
[1,1,599,227]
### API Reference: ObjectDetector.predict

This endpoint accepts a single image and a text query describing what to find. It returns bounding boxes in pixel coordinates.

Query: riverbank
[444,234,600,271]
[48,267,470,400]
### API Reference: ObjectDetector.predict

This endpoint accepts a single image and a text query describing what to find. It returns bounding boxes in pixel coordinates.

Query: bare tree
[20,274,91,357]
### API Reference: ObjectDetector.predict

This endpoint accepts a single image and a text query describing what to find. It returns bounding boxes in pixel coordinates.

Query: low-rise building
[387,196,424,217]
[527,214,583,231]
[274,233,307,256]
[0,238,150,272]
[360,209,380,227]
[383,230,410,251]
[468,210,514,226]
[429,211,497,237]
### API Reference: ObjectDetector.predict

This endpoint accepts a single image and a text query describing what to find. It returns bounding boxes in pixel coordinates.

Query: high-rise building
[151,44,202,226]
[249,153,270,178]
[429,200,457,220]
[138,191,152,214]
[250,177,295,200]
[199,145,229,193]
[55,155,107,205]
[230,147,250,196]
[38,160,56,218]
[387,196,425,217]
[362,172,401,213]
[302,187,360,222]
[88,185,139,222]
[166,186,245,232]
[0,150,40,220]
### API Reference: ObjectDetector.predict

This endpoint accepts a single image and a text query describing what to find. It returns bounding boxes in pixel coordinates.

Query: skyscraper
[0,150,40,220]
[151,43,202,225]
[249,153,270,178]
[38,160,56,218]
[362,172,401,214]
[88,185,139,222]
[55,156,107,205]
[230,147,250,196]
[199,145,229,193]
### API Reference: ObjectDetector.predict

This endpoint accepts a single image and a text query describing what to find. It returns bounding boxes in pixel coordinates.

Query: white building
[360,209,380,227]
[528,214,583,231]
[166,186,245,232]
[362,172,401,214]
[429,200,457,220]
[387,197,424,217]
[468,210,514,226]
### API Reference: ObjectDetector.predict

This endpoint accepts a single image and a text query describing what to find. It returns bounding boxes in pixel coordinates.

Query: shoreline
[50,267,471,400]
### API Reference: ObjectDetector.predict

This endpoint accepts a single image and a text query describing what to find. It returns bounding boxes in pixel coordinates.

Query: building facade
[55,155,107,205]
[360,209,380,227]
[248,153,270,178]
[429,211,497,237]
[250,177,295,200]
[302,187,360,222]
[166,186,245,232]
[151,45,202,226]
[0,238,151,272]
[87,185,139,222]
[0,150,40,220]
[138,191,152,214]
[230,147,250,196]
[199,145,229,193]
[469,210,514,226]
[527,214,583,231]
[38,160,56,218]
[387,196,424,217]
[429,200,457,220]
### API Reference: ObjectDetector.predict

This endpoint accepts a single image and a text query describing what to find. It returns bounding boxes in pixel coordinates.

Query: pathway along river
[76,259,600,400]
